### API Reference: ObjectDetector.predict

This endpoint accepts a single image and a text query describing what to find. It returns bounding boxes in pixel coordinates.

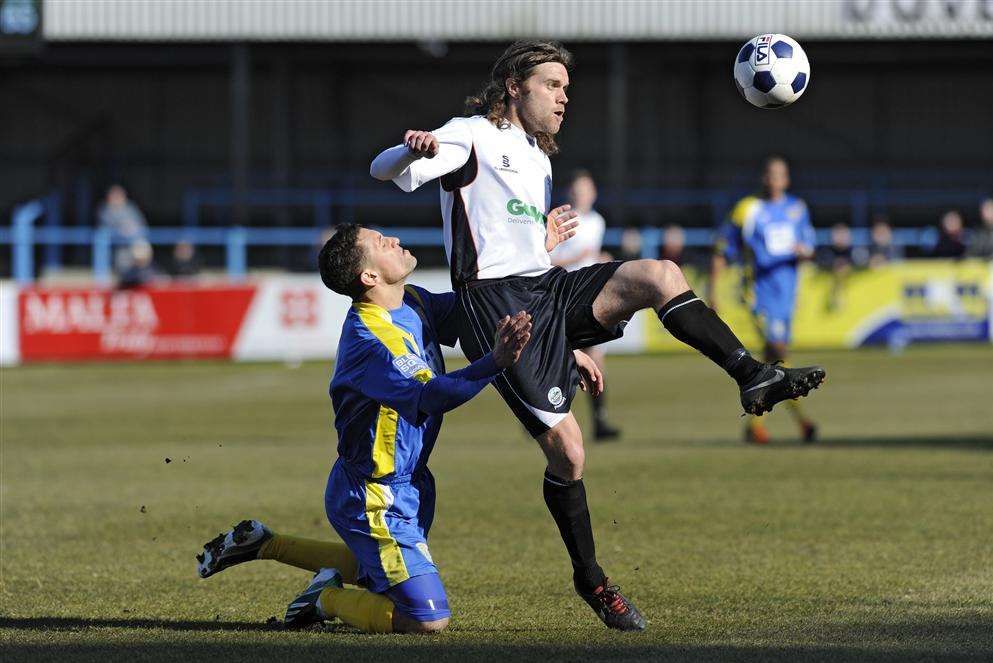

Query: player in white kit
[371,40,825,632]
[549,170,621,441]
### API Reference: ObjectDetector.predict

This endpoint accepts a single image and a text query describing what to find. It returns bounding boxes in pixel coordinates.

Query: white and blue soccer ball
[733,34,810,109]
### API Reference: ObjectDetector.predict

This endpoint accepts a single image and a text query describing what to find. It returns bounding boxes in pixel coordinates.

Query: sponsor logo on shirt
[495,154,519,174]
[506,198,546,226]
[393,352,429,378]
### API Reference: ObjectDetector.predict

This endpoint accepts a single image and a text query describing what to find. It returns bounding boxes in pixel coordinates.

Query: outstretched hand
[545,204,580,252]
[574,350,604,398]
[492,311,533,368]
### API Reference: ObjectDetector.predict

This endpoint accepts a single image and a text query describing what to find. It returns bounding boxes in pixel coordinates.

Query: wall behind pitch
[2,41,990,236]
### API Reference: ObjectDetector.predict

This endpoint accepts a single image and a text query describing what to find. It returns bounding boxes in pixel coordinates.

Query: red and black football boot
[575,578,647,631]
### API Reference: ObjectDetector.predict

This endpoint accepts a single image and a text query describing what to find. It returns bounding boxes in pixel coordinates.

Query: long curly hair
[465,40,574,157]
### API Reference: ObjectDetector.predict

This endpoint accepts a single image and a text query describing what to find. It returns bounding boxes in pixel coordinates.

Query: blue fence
[4,197,946,285]
[178,185,988,230]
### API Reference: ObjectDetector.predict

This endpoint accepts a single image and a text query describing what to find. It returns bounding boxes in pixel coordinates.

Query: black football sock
[590,389,605,424]
[542,470,606,592]
[658,290,763,385]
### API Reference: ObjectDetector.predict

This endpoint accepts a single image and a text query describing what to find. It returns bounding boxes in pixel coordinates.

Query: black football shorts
[455,262,626,438]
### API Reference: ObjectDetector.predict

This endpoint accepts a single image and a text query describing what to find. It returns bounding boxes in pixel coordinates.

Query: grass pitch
[2,345,992,662]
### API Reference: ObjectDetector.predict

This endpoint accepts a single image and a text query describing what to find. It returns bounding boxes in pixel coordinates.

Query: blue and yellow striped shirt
[329,285,457,481]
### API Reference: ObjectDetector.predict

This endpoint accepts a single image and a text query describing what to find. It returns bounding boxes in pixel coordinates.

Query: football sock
[258,534,359,583]
[658,290,763,384]
[318,587,394,634]
[542,470,607,592]
[786,399,808,423]
[591,389,605,423]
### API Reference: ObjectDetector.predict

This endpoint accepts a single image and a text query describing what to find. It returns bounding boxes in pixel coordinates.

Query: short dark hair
[317,224,367,298]
[763,154,790,172]
[465,40,574,157]
[568,169,594,186]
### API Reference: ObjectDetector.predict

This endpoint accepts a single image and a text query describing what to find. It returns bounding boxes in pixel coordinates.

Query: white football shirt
[549,209,605,272]
[386,115,553,286]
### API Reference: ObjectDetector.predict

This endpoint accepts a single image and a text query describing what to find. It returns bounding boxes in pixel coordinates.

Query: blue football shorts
[325,461,450,621]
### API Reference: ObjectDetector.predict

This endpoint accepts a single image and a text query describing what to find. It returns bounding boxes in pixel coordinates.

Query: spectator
[168,240,201,279]
[98,184,149,271]
[618,227,642,261]
[933,210,967,259]
[819,223,854,271]
[967,198,993,259]
[867,216,902,268]
[659,223,707,272]
[819,224,853,313]
[118,240,159,290]
[659,224,685,265]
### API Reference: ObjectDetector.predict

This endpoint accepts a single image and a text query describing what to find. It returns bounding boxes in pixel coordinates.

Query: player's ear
[505,77,520,100]
[359,269,378,288]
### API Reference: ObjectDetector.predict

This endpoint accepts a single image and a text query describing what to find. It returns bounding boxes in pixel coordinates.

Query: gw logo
[506,198,546,225]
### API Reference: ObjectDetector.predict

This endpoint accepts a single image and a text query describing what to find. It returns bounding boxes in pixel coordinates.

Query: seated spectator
[820,224,853,312]
[818,223,854,272]
[868,216,902,268]
[967,198,993,259]
[659,224,685,265]
[932,210,967,259]
[118,241,160,290]
[618,227,642,261]
[169,240,201,279]
[98,184,149,271]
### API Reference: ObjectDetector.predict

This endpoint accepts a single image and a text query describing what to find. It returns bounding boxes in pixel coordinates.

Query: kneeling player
[196,224,604,634]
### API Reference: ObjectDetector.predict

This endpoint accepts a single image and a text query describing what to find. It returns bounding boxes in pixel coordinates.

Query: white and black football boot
[196,519,273,579]
[284,568,343,628]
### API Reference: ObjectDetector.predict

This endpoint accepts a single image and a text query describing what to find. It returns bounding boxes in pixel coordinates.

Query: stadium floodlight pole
[607,43,628,227]
[230,44,251,229]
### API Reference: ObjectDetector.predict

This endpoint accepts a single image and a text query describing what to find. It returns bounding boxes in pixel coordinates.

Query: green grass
[2,345,992,662]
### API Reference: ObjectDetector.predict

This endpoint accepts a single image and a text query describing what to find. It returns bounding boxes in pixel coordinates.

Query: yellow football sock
[258,534,359,583]
[319,587,394,634]
[786,399,807,424]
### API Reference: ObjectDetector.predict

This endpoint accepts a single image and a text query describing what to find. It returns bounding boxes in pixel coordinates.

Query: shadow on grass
[0,615,277,633]
[817,434,993,451]
[660,433,993,451]
[3,615,992,662]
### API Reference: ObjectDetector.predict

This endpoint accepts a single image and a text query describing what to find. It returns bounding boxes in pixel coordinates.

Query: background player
[549,169,621,441]
[371,40,824,631]
[710,155,818,444]
[197,224,604,634]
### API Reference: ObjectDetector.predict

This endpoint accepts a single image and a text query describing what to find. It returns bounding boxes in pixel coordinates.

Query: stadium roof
[40,0,993,41]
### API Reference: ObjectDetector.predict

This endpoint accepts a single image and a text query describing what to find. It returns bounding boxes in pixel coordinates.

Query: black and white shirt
[372,115,553,287]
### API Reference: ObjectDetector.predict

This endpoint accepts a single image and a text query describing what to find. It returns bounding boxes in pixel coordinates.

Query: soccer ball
[733,34,810,109]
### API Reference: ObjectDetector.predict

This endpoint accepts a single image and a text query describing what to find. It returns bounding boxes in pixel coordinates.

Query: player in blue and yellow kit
[197,225,603,633]
[711,156,819,444]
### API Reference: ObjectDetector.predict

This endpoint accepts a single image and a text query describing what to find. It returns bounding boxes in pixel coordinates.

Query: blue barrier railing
[10,180,980,283]
[5,207,944,285]
[179,185,989,230]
